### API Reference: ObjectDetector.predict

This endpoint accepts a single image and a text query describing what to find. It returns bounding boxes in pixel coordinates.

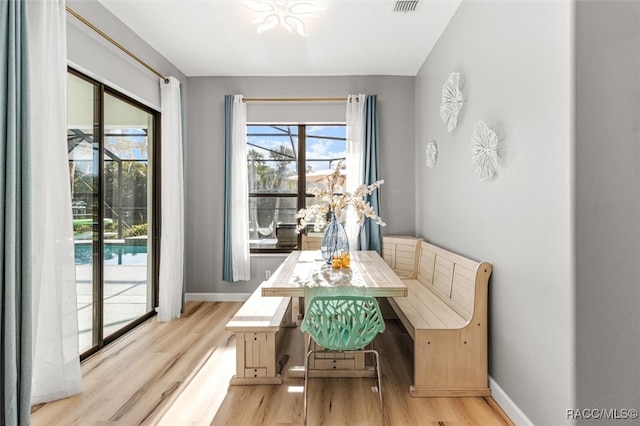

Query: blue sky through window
[247,124,345,173]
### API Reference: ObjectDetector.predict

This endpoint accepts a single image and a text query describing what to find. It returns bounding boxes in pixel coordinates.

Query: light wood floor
[31,301,513,425]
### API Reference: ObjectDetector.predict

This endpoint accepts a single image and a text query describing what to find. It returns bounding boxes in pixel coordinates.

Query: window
[247,124,346,252]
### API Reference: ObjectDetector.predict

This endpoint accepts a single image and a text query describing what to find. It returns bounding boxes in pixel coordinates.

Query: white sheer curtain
[28,0,82,404]
[231,95,251,280]
[345,94,366,251]
[158,77,185,322]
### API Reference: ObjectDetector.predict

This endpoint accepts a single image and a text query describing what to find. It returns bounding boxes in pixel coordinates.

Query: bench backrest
[382,236,423,278]
[415,241,491,322]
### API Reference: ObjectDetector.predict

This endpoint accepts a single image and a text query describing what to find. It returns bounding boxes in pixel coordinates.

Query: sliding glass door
[68,69,159,357]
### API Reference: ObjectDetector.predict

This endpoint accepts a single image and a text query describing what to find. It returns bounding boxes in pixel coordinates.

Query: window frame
[68,67,161,360]
[247,124,345,253]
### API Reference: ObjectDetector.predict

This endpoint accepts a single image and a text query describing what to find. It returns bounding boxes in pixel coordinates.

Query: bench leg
[229,331,283,385]
[411,329,490,397]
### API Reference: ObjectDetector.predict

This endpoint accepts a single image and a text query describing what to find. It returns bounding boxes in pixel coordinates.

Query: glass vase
[321,214,349,264]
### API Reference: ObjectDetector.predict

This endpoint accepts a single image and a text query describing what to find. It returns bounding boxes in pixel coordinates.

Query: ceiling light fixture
[242,1,325,37]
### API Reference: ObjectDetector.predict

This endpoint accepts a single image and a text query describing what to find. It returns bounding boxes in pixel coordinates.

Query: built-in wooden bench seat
[383,238,492,397]
[382,235,423,278]
[225,281,292,385]
[301,233,322,251]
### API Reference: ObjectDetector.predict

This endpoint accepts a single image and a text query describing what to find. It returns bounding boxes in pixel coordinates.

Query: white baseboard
[185,293,251,302]
[489,376,533,426]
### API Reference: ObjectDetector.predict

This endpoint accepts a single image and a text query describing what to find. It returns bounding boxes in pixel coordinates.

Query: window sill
[250,252,292,258]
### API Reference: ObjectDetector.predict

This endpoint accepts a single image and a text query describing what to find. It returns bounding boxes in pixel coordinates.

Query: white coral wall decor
[425,141,438,168]
[440,72,463,133]
[470,121,499,180]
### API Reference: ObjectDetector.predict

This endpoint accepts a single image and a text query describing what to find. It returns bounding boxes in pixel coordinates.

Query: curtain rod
[65,6,169,84]
[243,97,352,103]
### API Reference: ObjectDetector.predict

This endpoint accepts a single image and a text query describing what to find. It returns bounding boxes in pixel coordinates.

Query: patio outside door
[68,70,159,357]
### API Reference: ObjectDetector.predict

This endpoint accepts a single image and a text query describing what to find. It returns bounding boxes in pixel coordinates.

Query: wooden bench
[385,239,492,397]
[225,282,292,385]
[382,235,423,278]
[301,233,322,251]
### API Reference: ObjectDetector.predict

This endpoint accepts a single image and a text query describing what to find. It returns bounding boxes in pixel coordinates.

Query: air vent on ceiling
[393,0,421,13]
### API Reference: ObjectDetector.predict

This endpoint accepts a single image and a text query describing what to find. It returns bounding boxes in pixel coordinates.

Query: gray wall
[66,0,186,110]
[185,76,415,294]
[575,1,640,423]
[415,1,574,424]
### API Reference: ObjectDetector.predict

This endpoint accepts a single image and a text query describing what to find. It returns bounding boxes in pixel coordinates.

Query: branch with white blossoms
[295,161,386,233]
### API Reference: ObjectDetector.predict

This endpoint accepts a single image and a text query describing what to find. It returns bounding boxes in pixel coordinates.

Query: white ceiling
[98,0,461,77]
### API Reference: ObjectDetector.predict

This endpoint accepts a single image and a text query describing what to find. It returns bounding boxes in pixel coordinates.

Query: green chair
[300,294,386,425]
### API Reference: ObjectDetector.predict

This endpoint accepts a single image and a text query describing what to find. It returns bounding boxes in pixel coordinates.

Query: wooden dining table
[261,250,408,298]
[261,249,407,378]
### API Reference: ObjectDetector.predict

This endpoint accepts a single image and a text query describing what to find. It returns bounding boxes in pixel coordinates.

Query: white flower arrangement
[295,161,386,233]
